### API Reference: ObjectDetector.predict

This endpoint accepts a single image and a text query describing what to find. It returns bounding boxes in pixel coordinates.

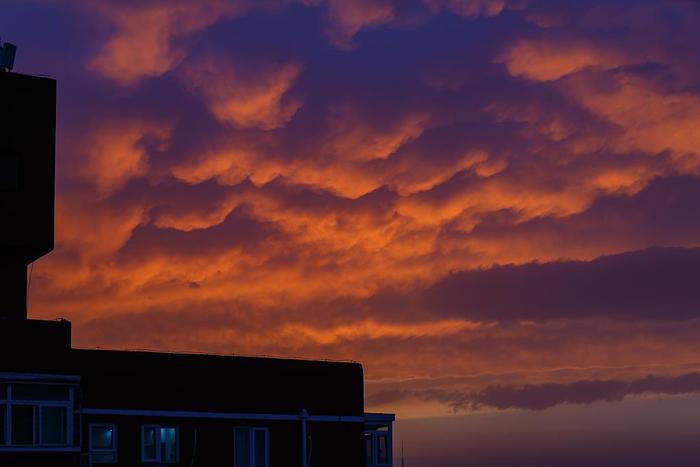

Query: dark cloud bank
[369,372,700,412]
[423,246,700,321]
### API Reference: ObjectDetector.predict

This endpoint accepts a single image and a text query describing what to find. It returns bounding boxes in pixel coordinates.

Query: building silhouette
[0,68,393,466]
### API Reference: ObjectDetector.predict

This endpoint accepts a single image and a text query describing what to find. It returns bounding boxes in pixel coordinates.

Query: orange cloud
[565,72,700,164]
[18,0,700,423]
[322,0,396,49]
[424,0,510,18]
[80,121,172,197]
[499,38,628,81]
[325,105,430,163]
[181,57,303,129]
[85,0,249,85]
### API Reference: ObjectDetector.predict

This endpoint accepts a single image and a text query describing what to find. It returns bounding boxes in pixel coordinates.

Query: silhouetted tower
[0,42,56,320]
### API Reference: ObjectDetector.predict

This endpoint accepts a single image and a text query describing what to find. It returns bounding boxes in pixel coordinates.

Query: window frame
[88,423,118,464]
[141,424,179,464]
[0,382,75,449]
[0,404,5,446]
[233,426,270,467]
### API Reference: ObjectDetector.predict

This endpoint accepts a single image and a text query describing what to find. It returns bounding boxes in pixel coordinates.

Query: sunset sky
[5,0,700,464]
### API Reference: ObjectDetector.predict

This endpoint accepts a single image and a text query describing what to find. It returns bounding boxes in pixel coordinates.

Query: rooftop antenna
[0,37,17,72]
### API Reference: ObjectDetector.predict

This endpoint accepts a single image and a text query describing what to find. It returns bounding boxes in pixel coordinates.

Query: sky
[4,0,700,465]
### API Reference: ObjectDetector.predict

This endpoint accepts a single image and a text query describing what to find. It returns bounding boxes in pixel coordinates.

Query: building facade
[0,319,394,466]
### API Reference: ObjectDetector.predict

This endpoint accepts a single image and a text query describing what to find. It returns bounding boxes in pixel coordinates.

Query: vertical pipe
[388,423,394,466]
[301,409,308,467]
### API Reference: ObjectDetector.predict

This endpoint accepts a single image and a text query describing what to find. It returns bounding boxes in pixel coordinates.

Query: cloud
[456,373,700,411]
[452,175,700,265]
[425,0,511,18]
[85,0,250,85]
[11,0,700,425]
[367,372,700,413]
[500,38,628,81]
[180,55,303,129]
[320,0,517,49]
[79,120,172,197]
[324,105,430,162]
[564,71,700,163]
[321,0,396,49]
[422,247,700,322]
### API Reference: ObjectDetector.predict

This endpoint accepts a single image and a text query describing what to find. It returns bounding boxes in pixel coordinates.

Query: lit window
[234,427,269,467]
[141,425,178,463]
[89,424,117,464]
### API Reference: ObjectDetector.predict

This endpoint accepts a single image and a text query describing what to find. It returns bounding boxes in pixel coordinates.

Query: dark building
[0,69,394,466]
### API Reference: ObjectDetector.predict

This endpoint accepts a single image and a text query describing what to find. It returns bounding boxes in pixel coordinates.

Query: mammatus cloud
[321,0,396,49]
[80,121,172,196]
[80,0,521,84]
[9,0,700,422]
[499,38,627,81]
[85,0,251,85]
[181,56,303,129]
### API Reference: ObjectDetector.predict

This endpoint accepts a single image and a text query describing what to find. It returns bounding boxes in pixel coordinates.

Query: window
[89,424,117,464]
[141,425,178,463]
[11,405,34,445]
[12,384,69,401]
[42,406,68,444]
[234,427,269,467]
[0,383,74,448]
[365,431,391,466]
[0,405,5,445]
[365,433,373,466]
[0,386,5,446]
[0,158,19,190]
[377,434,388,465]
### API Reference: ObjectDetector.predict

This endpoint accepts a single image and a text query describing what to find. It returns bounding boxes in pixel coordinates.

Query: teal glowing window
[90,424,117,464]
[234,427,269,467]
[142,424,178,463]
